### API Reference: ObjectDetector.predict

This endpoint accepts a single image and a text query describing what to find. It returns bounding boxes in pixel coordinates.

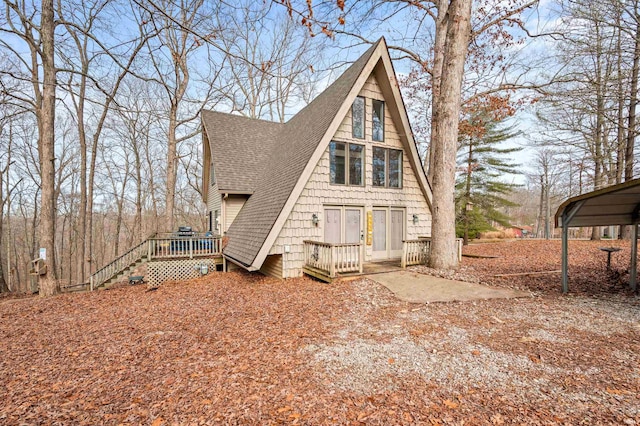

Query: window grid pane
[388,149,402,188]
[372,100,384,142]
[352,97,365,139]
[372,146,386,187]
[349,144,364,186]
[330,142,346,184]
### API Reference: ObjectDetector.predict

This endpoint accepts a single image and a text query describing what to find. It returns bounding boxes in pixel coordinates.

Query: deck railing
[303,240,363,278]
[401,239,430,268]
[89,233,222,290]
[401,237,463,268]
[149,235,221,259]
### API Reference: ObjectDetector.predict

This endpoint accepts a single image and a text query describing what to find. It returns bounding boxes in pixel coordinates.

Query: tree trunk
[544,172,551,240]
[534,174,543,238]
[462,137,473,245]
[427,0,450,181]
[38,0,58,296]
[627,8,640,182]
[429,0,472,270]
[165,102,178,232]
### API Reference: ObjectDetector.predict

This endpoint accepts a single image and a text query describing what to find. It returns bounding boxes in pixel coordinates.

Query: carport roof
[555,178,640,228]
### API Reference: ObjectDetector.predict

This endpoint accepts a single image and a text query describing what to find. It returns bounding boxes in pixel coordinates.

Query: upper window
[372,99,384,141]
[372,147,402,188]
[352,97,365,139]
[330,141,364,186]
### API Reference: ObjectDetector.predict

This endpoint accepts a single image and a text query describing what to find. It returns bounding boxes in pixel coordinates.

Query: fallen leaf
[443,399,459,409]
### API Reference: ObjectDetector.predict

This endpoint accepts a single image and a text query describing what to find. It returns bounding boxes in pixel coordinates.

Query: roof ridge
[202,109,285,126]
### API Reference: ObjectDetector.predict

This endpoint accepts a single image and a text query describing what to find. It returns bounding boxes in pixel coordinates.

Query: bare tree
[141,0,218,231]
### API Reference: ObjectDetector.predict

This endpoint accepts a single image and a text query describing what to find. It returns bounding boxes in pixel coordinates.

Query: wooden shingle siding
[224,195,247,233]
[270,74,432,278]
[260,254,283,279]
[207,181,221,227]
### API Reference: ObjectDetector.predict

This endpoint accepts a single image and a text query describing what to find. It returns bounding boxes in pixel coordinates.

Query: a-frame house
[202,38,434,280]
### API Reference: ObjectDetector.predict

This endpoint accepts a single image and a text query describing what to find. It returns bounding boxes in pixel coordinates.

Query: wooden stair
[99,256,148,289]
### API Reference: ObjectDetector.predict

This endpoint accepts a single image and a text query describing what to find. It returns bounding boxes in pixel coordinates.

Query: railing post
[359,243,363,274]
[90,276,93,292]
[330,245,336,278]
[189,238,193,259]
[401,241,407,269]
[147,239,152,261]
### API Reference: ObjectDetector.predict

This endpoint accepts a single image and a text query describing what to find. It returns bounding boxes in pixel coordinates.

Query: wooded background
[1,0,638,292]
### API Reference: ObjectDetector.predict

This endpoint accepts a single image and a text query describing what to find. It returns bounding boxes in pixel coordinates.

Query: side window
[352,97,365,139]
[330,141,346,184]
[372,100,384,142]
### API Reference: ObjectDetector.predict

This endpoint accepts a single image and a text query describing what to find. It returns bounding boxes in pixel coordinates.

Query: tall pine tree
[456,111,522,244]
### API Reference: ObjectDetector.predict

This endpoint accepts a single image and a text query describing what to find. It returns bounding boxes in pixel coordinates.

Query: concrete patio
[367,270,530,303]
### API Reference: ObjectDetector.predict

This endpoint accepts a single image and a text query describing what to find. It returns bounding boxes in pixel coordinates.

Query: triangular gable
[246,38,433,270]
[221,41,381,268]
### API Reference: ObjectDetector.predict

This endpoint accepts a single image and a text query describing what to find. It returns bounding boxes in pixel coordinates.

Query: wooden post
[90,275,93,292]
[189,238,193,259]
[147,239,152,261]
[401,241,407,269]
[329,245,336,278]
[631,224,638,292]
[359,243,363,274]
[562,214,569,293]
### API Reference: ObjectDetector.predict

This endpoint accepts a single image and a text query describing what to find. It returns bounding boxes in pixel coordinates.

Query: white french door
[324,206,363,244]
[372,207,405,260]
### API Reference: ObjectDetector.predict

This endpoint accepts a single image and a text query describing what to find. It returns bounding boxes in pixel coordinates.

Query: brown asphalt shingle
[203,40,381,267]
[202,111,283,193]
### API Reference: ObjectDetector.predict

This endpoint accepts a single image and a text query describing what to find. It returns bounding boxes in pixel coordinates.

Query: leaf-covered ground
[461,239,637,294]
[1,240,639,424]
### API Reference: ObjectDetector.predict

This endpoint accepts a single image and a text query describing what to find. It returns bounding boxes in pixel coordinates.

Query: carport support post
[631,224,638,292]
[562,216,569,293]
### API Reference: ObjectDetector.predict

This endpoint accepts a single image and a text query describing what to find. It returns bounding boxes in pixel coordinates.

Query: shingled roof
[201,40,381,268]
[202,111,283,193]
[202,37,433,270]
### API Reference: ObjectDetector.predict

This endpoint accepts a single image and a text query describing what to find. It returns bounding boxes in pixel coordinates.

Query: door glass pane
[372,100,384,141]
[345,209,361,243]
[373,210,387,252]
[349,144,364,186]
[324,209,341,244]
[372,147,386,187]
[388,149,402,188]
[390,210,403,251]
[330,142,346,184]
[352,97,365,139]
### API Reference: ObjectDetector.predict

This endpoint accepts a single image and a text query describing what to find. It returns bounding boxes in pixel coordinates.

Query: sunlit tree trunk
[38,0,58,296]
[429,0,472,270]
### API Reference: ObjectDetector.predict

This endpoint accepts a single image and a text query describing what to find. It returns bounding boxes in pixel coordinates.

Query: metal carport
[555,178,640,293]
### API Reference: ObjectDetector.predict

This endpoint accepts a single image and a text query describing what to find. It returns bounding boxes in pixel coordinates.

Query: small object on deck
[128,275,145,285]
[599,247,622,270]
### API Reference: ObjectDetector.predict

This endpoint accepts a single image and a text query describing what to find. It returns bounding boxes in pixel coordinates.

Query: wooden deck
[304,260,403,283]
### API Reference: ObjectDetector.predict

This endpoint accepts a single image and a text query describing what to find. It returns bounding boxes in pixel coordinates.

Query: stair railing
[89,233,156,291]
